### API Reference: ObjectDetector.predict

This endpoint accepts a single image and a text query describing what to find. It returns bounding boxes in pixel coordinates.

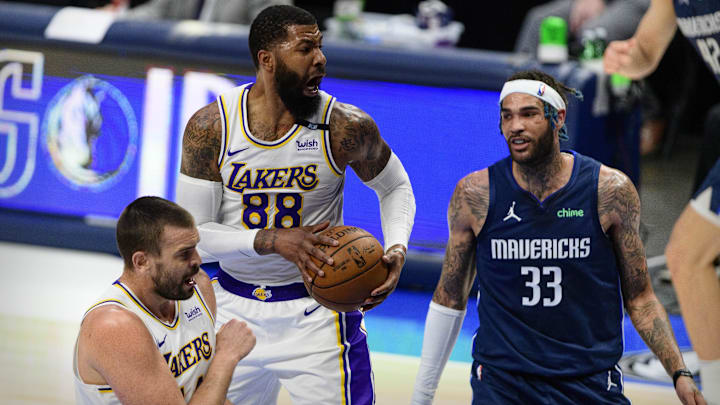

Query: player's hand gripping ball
[305,225,389,312]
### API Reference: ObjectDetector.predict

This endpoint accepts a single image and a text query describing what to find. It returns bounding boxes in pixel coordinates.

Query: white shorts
[213,274,375,405]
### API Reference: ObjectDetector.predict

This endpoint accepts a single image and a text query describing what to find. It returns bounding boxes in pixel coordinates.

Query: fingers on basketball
[304,225,389,312]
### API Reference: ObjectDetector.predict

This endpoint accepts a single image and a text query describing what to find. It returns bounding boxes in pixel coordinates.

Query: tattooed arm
[410,171,487,405]
[176,103,337,276]
[433,170,488,308]
[180,103,223,181]
[598,166,702,403]
[330,102,416,310]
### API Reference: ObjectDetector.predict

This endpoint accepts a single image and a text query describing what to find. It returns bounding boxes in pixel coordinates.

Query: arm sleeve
[411,302,466,405]
[362,151,416,250]
[175,173,259,263]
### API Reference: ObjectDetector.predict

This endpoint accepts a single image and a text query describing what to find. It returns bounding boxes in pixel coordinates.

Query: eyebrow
[501,105,542,112]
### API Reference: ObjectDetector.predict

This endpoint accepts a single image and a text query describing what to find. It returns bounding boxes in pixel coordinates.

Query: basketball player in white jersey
[73,196,256,404]
[175,5,415,404]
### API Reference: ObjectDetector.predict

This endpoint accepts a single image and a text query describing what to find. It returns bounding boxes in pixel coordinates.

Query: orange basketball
[305,225,388,312]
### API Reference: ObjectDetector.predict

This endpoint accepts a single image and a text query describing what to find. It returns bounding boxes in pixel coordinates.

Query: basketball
[305,225,389,312]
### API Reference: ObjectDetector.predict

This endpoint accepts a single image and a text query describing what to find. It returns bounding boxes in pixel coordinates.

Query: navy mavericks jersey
[473,151,624,377]
[675,0,720,83]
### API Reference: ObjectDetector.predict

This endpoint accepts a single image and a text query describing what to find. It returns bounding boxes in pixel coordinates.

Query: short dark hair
[248,5,317,69]
[116,196,195,268]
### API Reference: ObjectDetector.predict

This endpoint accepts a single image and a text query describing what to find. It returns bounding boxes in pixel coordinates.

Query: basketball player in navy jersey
[175,5,415,404]
[411,70,704,404]
[667,158,720,403]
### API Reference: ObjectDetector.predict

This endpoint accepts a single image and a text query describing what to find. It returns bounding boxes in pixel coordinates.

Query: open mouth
[304,76,323,96]
[184,271,198,287]
[509,136,531,150]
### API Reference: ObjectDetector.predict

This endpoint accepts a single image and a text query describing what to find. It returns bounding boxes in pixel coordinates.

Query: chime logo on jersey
[164,332,213,378]
[556,207,584,218]
[225,162,319,193]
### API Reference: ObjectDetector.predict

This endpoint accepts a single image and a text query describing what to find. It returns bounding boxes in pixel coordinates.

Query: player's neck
[247,79,297,141]
[118,274,177,322]
[513,150,572,201]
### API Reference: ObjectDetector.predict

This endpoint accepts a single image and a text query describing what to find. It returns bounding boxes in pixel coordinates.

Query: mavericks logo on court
[42,75,138,191]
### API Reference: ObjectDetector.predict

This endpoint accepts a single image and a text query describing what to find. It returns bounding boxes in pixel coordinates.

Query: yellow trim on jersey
[321,97,343,177]
[218,94,230,169]
[83,299,126,318]
[193,286,215,325]
[113,282,180,330]
[334,312,349,405]
[98,387,113,393]
[239,87,303,149]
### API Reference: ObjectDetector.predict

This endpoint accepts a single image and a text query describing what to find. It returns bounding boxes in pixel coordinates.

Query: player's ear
[131,251,150,272]
[258,50,274,73]
[556,109,567,127]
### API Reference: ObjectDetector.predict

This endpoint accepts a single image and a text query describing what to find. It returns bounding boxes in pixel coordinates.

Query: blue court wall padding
[0,2,639,290]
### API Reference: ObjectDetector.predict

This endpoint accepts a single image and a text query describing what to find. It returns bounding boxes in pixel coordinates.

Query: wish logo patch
[184,306,202,322]
[296,135,319,152]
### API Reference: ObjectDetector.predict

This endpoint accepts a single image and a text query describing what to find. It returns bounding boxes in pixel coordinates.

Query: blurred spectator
[603,0,720,191]
[365,0,544,51]
[515,0,650,57]
[5,0,132,7]
[117,0,292,24]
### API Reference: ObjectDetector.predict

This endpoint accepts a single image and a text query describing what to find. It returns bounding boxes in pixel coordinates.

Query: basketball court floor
[0,241,692,404]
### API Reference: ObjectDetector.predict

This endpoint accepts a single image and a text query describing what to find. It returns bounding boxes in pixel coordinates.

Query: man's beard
[509,123,555,167]
[152,262,197,301]
[274,58,321,120]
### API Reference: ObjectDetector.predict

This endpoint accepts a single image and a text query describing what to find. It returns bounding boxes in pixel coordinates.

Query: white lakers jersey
[73,281,216,404]
[215,83,345,285]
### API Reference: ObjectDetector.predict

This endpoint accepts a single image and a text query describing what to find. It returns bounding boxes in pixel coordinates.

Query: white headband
[499,79,566,111]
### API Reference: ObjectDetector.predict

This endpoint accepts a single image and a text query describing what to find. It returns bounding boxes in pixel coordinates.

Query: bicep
[181,102,223,182]
[83,310,185,405]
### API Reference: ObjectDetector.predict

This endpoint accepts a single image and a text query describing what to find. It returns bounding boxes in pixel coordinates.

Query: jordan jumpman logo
[503,201,522,222]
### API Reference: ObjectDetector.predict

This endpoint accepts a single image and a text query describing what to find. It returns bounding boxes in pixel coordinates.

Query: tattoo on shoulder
[449,172,490,229]
[329,102,389,180]
[181,102,222,181]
